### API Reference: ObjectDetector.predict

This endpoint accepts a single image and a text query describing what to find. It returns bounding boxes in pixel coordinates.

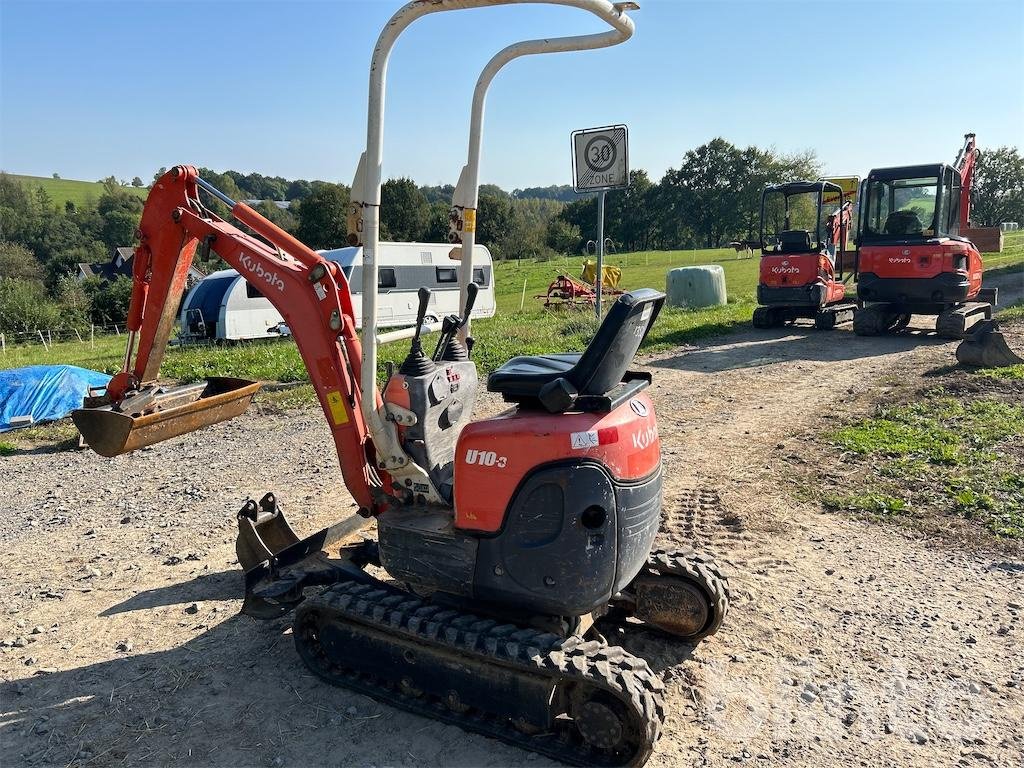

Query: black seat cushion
[488,289,665,410]
[779,230,813,253]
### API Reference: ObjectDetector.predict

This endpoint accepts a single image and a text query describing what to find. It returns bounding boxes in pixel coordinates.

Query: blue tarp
[0,365,111,433]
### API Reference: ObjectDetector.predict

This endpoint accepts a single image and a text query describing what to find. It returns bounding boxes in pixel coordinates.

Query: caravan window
[473,268,487,286]
[436,267,458,284]
[245,281,264,299]
[378,268,397,289]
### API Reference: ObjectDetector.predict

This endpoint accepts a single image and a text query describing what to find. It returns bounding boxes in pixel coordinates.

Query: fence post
[38,330,49,350]
[75,329,83,343]
[47,329,52,346]
[1,333,5,355]
[91,324,95,348]
[520,277,527,312]
[114,324,120,336]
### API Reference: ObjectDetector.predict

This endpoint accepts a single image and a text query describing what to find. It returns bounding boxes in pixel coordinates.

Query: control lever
[398,287,437,376]
[433,283,479,362]
[411,287,431,348]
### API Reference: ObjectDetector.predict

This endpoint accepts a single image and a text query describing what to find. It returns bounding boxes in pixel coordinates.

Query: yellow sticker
[326,391,350,425]
[463,208,476,233]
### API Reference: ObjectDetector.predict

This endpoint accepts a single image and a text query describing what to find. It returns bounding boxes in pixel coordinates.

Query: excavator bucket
[72,377,261,457]
[956,320,1024,369]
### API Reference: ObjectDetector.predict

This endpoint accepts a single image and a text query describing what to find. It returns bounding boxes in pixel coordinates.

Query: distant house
[77,247,205,288]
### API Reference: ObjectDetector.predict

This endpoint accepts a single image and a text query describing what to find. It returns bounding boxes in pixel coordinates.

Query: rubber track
[294,579,666,766]
[645,547,731,641]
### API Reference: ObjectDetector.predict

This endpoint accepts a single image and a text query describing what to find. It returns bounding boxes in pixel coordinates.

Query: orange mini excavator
[854,133,997,337]
[72,3,728,765]
[753,179,857,330]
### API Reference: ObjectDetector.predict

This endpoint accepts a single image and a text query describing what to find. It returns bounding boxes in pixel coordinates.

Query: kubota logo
[465,449,507,468]
[631,424,658,450]
[888,257,912,264]
[770,266,801,274]
[240,253,285,292]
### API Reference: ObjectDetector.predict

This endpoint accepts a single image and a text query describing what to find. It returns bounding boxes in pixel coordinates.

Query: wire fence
[0,323,126,354]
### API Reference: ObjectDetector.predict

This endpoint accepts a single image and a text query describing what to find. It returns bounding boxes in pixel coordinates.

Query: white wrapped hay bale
[666,265,727,308]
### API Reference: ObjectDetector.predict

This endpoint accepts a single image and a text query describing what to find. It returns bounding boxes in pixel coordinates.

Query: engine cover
[453,392,660,532]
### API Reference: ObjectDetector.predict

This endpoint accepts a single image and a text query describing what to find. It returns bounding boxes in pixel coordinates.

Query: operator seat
[884,209,924,236]
[487,288,665,413]
[778,230,813,253]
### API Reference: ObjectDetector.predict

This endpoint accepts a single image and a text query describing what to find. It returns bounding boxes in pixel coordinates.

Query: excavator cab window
[760,187,821,254]
[862,174,941,241]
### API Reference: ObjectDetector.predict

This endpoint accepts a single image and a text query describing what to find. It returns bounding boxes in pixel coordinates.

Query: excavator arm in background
[954,132,979,231]
[73,166,379,512]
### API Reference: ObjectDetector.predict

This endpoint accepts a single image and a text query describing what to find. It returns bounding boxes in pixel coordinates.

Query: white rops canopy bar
[349,0,638,492]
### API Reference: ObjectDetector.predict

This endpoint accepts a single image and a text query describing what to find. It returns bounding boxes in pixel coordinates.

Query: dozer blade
[72,376,260,457]
[956,320,1024,369]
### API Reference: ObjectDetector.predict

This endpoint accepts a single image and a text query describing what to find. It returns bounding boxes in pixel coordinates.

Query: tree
[476,192,514,247]
[153,167,168,183]
[0,241,44,283]
[101,210,139,250]
[52,173,60,179]
[285,179,313,201]
[544,218,581,254]
[424,201,451,242]
[971,146,1024,227]
[82,275,133,324]
[131,176,144,187]
[380,178,429,241]
[295,182,350,248]
[0,278,63,332]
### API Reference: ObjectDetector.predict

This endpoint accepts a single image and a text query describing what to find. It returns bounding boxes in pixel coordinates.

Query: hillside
[5,173,149,208]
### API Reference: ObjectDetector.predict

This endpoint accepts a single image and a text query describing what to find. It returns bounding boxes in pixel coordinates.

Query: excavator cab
[753,179,858,330]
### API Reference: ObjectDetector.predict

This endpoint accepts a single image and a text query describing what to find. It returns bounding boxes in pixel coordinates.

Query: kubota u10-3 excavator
[71,2,729,765]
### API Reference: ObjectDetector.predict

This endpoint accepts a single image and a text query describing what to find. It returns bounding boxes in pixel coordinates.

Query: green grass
[975,364,1024,381]
[6,173,148,208]
[822,491,908,517]
[827,395,1024,538]
[0,440,16,456]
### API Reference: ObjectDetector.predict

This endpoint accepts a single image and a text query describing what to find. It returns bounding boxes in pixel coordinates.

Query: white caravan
[178,242,496,342]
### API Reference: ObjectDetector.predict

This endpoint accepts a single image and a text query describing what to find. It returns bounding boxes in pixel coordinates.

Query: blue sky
[1,0,1021,190]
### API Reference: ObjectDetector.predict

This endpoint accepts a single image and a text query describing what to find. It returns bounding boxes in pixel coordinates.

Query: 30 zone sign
[571,125,629,192]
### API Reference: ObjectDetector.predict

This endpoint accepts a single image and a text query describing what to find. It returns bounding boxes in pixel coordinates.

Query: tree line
[1,138,1021,335]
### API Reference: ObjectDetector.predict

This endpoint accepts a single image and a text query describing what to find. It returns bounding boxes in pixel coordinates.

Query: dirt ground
[3,286,1023,767]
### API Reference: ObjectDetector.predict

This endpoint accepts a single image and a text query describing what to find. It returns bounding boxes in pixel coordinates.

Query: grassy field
[6,173,149,208]
[0,245,761,381]
[2,232,1021,385]
[823,393,1024,539]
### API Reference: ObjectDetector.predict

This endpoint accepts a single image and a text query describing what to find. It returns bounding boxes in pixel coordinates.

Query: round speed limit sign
[583,135,617,173]
[572,125,628,192]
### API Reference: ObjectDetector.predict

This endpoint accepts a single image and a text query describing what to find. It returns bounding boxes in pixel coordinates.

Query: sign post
[572,125,629,317]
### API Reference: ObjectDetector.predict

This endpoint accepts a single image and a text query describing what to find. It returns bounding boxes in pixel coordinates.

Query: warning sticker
[463,208,477,233]
[326,391,350,425]
[571,430,599,449]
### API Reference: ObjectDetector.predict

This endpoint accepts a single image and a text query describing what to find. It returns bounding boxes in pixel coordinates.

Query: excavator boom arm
[955,132,978,230]
[111,166,378,511]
